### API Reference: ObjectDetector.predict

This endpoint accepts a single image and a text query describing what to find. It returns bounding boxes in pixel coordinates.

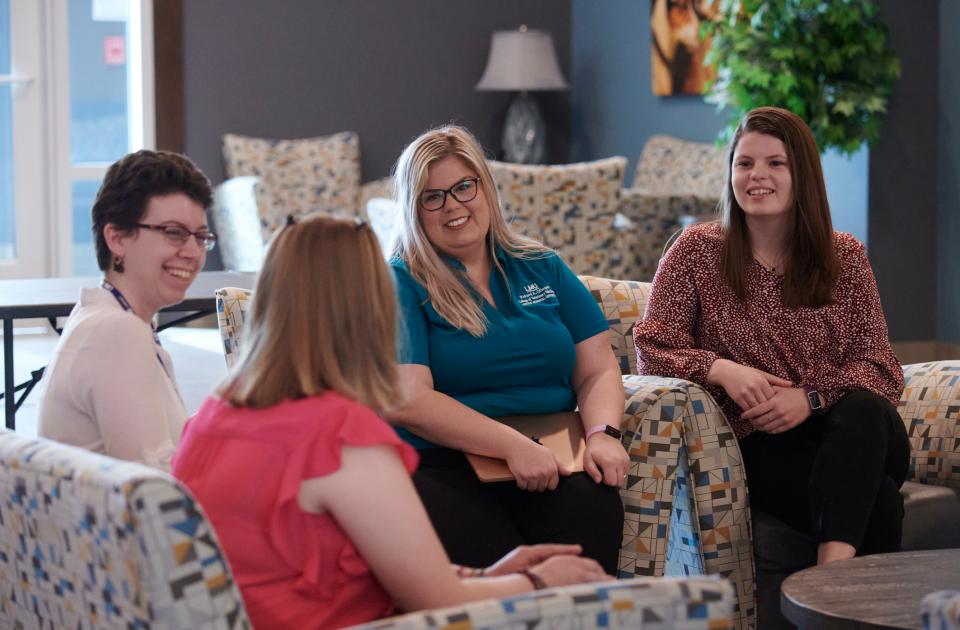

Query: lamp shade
[475,29,568,91]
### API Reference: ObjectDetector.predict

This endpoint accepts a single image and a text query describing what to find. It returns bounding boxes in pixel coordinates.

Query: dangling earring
[113,256,125,273]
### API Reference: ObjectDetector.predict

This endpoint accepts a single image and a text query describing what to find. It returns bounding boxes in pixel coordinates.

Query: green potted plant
[702,0,900,155]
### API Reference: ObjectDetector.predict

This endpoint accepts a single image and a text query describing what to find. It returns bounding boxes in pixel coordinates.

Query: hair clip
[286,214,296,227]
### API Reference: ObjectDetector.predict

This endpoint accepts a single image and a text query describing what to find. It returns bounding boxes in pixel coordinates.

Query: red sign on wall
[104,36,125,65]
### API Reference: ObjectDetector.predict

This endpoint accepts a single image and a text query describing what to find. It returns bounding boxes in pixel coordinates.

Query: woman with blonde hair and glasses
[172,216,610,630]
[386,125,628,575]
[634,107,909,565]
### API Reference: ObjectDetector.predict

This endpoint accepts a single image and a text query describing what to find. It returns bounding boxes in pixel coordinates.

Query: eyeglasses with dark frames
[137,224,218,251]
[419,178,481,211]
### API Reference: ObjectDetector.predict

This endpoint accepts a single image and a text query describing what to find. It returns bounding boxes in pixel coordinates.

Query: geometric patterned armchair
[0,428,251,629]
[0,428,737,630]
[581,275,755,630]
[582,275,960,630]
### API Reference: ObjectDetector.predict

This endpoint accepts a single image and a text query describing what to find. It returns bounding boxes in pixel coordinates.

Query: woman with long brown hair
[634,107,909,564]
[172,216,610,630]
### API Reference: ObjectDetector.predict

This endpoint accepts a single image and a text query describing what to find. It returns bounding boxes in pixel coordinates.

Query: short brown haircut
[92,150,213,271]
[217,216,404,412]
[718,107,840,308]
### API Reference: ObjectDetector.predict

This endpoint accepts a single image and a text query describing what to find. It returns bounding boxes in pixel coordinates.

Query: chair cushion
[211,176,266,271]
[633,135,726,199]
[222,131,362,238]
[366,197,401,256]
[489,157,627,277]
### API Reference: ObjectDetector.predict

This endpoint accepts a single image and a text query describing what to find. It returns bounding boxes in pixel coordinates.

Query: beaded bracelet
[517,568,547,590]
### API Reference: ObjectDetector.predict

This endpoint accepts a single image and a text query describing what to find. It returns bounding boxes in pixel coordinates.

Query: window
[0,0,154,280]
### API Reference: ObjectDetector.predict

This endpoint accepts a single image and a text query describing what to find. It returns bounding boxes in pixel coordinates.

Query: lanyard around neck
[100,280,183,403]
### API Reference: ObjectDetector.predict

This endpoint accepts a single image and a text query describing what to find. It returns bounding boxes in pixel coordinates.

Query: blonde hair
[217,216,403,412]
[390,125,550,337]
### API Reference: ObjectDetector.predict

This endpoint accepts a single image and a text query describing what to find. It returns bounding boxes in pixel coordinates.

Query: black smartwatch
[801,384,823,415]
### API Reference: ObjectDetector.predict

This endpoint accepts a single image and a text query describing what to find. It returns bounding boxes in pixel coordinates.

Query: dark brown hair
[718,107,840,308]
[92,150,213,271]
[217,216,404,412]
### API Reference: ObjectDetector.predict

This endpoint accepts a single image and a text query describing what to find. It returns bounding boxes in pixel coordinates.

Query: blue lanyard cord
[100,280,183,403]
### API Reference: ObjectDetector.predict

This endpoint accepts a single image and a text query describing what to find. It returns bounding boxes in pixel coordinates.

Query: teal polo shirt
[392,249,608,449]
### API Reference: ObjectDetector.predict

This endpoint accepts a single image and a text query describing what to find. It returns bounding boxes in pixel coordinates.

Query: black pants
[412,448,624,575]
[739,390,910,554]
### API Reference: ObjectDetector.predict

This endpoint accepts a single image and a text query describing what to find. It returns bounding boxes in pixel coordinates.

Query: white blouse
[36,286,188,472]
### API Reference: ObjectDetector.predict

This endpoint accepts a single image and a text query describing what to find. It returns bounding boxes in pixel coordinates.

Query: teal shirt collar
[441,245,508,271]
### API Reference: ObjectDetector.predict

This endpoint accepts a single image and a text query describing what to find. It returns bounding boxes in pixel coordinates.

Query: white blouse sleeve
[74,313,183,471]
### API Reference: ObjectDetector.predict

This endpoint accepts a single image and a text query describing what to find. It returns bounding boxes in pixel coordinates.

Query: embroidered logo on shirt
[518,283,556,306]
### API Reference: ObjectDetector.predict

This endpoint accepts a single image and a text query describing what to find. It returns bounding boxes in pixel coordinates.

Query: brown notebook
[464,412,586,482]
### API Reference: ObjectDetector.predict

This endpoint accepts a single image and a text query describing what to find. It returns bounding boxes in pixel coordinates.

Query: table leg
[4,319,14,430]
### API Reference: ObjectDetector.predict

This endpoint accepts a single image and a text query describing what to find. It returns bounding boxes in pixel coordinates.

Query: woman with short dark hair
[634,107,909,564]
[36,150,216,472]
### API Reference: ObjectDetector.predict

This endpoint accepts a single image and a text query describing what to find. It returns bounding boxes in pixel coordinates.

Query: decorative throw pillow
[632,135,726,199]
[488,157,628,278]
[222,131,362,238]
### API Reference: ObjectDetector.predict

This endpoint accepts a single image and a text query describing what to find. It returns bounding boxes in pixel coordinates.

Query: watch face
[807,391,822,410]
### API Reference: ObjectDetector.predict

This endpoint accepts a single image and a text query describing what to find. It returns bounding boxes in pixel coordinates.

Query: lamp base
[502,92,546,164]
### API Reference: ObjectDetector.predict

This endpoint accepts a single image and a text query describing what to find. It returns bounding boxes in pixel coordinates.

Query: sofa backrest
[579,276,652,376]
[633,135,726,200]
[222,131,362,238]
[488,157,628,278]
[0,429,250,629]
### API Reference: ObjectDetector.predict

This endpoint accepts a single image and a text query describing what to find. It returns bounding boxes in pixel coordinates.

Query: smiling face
[731,131,794,221]
[417,155,491,261]
[107,192,208,318]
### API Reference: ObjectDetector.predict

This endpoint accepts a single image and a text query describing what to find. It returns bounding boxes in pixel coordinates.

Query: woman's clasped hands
[482,544,612,587]
[504,434,571,492]
[706,359,814,434]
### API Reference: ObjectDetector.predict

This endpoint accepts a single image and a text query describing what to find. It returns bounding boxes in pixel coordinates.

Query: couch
[209,131,393,271]
[0,428,737,630]
[581,275,960,630]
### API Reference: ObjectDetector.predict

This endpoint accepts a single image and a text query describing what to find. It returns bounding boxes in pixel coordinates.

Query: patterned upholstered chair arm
[0,429,251,629]
[348,577,734,630]
[922,590,960,630]
[217,287,255,368]
[898,361,960,490]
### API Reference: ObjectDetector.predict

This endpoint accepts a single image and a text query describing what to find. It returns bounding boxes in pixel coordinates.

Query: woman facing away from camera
[172,217,611,630]
[36,150,216,472]
[634,107,909,564]
[384,125,628,576]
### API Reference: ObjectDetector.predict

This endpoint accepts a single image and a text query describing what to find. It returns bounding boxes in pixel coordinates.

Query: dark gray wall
[182,0,572,187]
[570,0,725,183]
[939,0,960,345]
[868,0,939,342]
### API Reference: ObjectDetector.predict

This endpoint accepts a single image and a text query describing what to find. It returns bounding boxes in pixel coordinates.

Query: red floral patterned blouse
[633,222,904,440]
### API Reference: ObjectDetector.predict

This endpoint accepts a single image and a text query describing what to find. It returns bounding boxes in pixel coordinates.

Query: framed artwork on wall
[651,0,718,96]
